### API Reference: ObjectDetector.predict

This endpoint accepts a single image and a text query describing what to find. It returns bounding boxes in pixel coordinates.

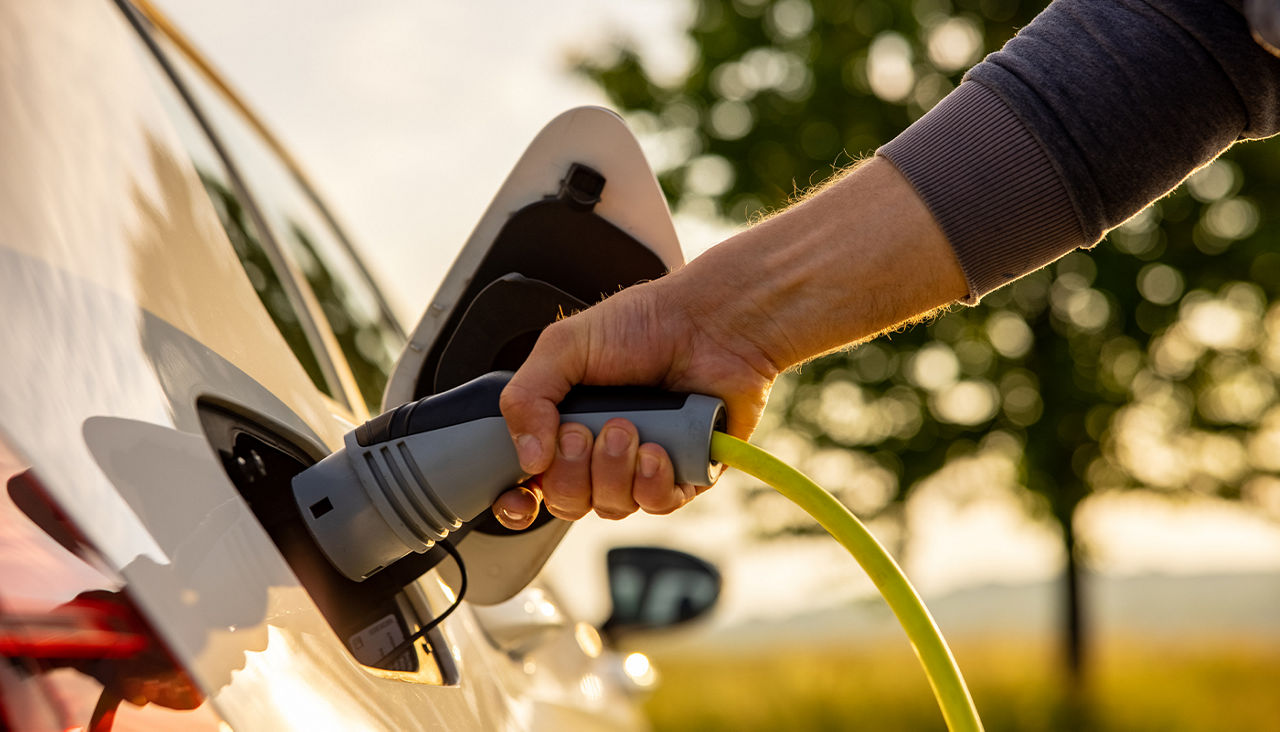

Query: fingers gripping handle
[553,386,727,486]
[293,371,726,581]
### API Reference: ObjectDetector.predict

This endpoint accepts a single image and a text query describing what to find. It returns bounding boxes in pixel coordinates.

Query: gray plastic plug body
[292,371,726,581]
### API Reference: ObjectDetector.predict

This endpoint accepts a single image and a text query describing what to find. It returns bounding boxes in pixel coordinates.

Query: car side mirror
[602,546,720,637]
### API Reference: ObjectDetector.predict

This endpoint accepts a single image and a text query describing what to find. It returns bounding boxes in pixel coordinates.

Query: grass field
[640,635,1280,731]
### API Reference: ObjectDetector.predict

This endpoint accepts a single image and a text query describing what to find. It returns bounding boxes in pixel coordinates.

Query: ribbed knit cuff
[878,81,1085,304]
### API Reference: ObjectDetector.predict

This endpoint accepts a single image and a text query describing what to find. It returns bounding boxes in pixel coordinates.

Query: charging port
[197,400,460,680]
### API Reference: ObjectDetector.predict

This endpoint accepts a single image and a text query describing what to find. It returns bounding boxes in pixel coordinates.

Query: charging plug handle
[293,371,726,581]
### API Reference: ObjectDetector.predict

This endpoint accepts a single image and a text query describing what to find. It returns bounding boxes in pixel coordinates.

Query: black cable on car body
[375,539,466,669]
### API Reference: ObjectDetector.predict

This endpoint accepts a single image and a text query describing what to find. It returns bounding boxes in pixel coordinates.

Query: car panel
[1,1,655,729]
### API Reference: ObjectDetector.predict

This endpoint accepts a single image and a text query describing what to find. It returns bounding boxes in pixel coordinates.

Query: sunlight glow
[926,16,983,72]
[1186,159,1238,202]
[1066,288,1110,331]
[227,627,371,730]
[768,0,814,41]
[909,343,960,391]
[684,154,735,196]
[985,311,1033,359]
[1079,492,1280,574]
[1193,432,1248,484]
[932,380,999,425]
[574,621,603,659]
[867,32,914,102]
[1243,476,1280,519]
[623,652,658,687]
[1246,407,1280,471]
[709,99,754,140]
[815,381,923,444]
[1182,298,1256,350]
[806,448,896,515]
[1137,263,1185,305]
[578,673,605,704]
[1198,360,1273,424]
[1112,402,1190,490]
[1202,197,1259,240]
[1150,328,1204,379]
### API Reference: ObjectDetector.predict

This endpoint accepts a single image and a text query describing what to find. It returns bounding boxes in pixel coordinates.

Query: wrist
[671,157,966,370]
[658,252,789,380]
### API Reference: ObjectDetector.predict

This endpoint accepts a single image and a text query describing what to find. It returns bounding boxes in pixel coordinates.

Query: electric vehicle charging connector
[290,370,983,731]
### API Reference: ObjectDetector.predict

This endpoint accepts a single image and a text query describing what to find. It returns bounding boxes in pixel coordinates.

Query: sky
[150,0,709,322]
[151,0,1280,626]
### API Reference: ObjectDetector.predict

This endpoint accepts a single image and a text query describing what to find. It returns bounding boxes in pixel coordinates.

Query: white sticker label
[349,614,410,669]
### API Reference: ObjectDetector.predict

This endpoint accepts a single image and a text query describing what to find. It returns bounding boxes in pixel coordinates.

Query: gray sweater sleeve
[878,0,1280,303]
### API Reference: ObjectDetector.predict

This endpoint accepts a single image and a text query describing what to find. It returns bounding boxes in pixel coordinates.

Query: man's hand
[493,276,781,528]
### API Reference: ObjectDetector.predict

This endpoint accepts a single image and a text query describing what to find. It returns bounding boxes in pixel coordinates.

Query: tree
[576,0,1280,686]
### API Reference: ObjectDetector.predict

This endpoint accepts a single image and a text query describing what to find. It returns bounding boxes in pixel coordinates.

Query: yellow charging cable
[710,433,984,732]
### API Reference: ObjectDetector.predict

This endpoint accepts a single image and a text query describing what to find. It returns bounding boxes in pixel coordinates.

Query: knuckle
[635,484,680,513]
[543,475,590,507]
[544,501,589,521]
[498,384,535,426]
[591,486,639,518]
[532,320,577,357]
[497,389,521,416]
[540,473,588,516]
[542,318,574,341]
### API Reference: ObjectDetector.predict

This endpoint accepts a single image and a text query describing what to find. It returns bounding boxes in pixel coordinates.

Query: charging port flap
[382,107,684,605]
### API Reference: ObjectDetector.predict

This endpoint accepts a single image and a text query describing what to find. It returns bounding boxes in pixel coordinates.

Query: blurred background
[156,0,1280,729]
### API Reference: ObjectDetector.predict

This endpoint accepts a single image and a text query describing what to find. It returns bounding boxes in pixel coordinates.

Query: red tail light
[0,435,220,731]
[0,593,149,660]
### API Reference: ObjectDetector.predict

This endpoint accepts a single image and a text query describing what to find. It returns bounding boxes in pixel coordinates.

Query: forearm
[664,157,967,372]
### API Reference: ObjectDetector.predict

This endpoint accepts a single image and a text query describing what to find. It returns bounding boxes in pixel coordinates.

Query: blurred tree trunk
[1056,510,1093,730]
[1062,511,1085,686]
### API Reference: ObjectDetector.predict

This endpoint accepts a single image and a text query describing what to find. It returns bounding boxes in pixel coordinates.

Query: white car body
[0,1,705,729]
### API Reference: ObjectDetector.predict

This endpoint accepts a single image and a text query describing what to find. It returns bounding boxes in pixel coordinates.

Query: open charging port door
[383,106,685,604]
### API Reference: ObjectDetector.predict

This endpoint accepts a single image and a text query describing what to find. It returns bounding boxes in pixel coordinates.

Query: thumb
[500,321,584,475]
